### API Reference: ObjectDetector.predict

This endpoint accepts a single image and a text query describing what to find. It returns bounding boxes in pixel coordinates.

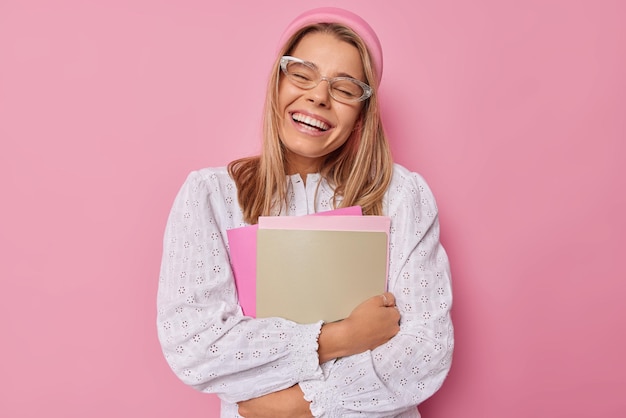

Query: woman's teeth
[292,113,330,131]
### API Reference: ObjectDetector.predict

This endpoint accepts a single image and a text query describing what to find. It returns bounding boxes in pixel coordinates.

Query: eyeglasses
[280,56,372,103]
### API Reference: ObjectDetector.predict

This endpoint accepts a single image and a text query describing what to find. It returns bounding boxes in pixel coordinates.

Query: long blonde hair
[228,23,393,224]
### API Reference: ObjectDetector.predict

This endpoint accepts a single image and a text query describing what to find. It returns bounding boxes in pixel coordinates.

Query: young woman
[157,7,453,418]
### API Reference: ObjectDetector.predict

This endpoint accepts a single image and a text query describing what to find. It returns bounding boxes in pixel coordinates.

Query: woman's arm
[238,292,401,417]
[299,169,455,417]
[157,170,324,404]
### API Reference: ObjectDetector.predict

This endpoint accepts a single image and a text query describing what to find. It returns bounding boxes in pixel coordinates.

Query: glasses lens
[281,57,369,103]
[330,79,365,102]
[284,61,318,89]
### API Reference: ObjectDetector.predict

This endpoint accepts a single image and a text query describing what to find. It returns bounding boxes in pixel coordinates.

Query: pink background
[1,0,624,416]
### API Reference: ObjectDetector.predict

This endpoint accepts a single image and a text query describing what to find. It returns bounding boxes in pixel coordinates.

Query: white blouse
[157,163,453,418]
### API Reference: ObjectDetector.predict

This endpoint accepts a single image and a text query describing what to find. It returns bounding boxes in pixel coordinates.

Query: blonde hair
[228,23,393,224]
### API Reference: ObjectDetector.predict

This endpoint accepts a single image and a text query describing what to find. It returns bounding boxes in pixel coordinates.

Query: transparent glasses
[280,56,372,103]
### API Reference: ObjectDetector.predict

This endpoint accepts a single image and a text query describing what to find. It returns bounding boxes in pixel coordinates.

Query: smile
[291,112,330,132]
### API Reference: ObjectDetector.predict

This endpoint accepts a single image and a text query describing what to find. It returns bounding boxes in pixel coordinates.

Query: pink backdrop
[1,0,625,416]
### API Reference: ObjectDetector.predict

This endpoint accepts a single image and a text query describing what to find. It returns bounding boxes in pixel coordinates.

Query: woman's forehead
[290,32,364,79]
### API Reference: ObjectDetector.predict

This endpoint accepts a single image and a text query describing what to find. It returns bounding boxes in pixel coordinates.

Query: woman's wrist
[317,321,349,363]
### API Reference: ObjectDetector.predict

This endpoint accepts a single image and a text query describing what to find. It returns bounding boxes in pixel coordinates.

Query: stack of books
[227,207,390,323]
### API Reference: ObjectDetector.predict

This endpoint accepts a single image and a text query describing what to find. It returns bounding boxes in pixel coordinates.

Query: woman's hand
[318,292,400,363]
[237,385,313,418]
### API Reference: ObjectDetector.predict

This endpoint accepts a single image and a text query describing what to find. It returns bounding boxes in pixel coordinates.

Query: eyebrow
[303,58,361,80]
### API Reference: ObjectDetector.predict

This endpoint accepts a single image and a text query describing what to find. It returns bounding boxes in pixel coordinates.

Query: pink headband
[277,7,383,84]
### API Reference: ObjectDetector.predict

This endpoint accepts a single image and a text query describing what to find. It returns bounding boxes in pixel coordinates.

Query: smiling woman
[156,7,453,418]
[277,32,365,176]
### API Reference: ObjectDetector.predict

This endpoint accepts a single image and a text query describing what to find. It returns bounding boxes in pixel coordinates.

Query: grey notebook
[256,229,388,323]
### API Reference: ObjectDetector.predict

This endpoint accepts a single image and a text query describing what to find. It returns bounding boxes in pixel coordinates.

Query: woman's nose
[305,79,331,107]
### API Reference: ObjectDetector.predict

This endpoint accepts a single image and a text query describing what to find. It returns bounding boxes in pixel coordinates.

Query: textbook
[227,208,391,323]
[256,219,390,323]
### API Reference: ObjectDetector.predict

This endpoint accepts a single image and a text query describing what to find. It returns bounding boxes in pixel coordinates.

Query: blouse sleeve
[300,170,454,417]
[156,171,324,404]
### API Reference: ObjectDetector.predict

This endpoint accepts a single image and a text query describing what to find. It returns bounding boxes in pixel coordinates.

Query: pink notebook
[226,206,363,317]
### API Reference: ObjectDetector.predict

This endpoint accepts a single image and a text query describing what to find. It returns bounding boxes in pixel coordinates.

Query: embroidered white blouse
[157,163,453,418]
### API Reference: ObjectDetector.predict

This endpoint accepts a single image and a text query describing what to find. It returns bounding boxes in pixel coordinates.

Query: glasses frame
[279,56,373,103]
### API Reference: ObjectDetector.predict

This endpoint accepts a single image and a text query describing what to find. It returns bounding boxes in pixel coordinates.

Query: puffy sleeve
[156,170,324,404]
[300,168,454,417]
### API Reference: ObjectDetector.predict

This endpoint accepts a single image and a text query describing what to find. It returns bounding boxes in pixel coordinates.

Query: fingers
[380,292,396,307]
[381,292,401,327]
